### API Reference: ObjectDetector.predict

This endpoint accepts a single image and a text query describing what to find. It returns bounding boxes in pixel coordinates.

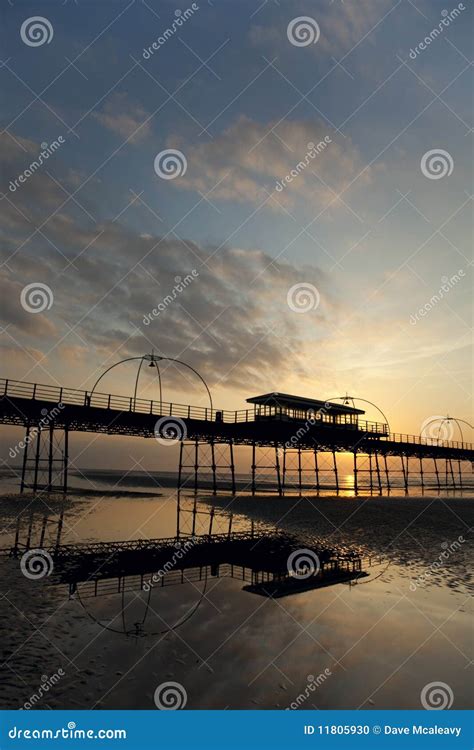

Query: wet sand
[0,485,472,711]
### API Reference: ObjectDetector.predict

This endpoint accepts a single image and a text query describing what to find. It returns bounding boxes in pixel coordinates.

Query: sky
[0,0,472,470]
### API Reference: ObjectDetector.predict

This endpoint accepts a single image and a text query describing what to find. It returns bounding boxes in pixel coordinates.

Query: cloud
[249,0,395,57]
[93,92,152,143]
[169,116,371,212]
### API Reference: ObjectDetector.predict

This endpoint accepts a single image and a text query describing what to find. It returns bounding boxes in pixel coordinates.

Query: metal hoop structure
[89,353,213,414]
[421,416,473,445]
[324,394,391,433]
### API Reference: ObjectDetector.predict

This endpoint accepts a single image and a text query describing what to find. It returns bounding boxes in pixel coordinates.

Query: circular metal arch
[324,394,391,433]
[89,353,213,413]
[421,416,473,445]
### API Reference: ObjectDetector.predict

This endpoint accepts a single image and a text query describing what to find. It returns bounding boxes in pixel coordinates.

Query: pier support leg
[314,449,320,493]
[333,451,339,495]
[434,457,440,490]
[375,452,382,494]
[275,443,282,496]
[20,425,31,494]
[251,443,256,495]
[401,455,408,494]
[177,441,184,491]
[419,456,424,492]
[193,440,199,494]
[298,448,303,495]
[229,440,236,495]
[457,459,463,490]
[210,440,217,495]
[353,452,358,496]
[383,454,391,492]
[63,427,69,493]
[33,427,41,493]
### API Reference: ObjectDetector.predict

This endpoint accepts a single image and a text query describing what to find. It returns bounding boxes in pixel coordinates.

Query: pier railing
[1,377,472,451]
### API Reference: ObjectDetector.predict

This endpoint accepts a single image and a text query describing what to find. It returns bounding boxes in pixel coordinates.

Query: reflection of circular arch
[89,353,213,413]
[324,394,391,433]
[421,416,473,444]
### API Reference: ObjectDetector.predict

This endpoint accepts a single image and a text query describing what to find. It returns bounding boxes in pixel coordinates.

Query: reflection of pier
[1,377,472,495]
[9,508,370,602]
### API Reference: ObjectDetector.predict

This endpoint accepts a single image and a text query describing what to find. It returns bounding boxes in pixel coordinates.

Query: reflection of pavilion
[10,504,370,602]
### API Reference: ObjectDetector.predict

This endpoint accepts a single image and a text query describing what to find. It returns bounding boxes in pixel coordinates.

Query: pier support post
[251,443,256,495]
[229,440,236,495]
[383,454,391,492]
[375,452,382,494]
[401,455,409,493]
[333,450,339,494]
[20,424,31,493]
[434,457,440,490]
[314,449,320,492]
[353,452,358,496]
[275,443,282,496]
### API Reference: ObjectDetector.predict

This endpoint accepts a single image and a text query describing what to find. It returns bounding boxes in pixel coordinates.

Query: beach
[0,470,472,711]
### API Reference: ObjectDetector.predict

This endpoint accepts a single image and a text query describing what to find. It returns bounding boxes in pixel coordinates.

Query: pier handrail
[1,377,472,450]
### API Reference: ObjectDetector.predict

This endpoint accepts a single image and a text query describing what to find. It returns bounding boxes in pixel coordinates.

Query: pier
[1,375,472,495]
